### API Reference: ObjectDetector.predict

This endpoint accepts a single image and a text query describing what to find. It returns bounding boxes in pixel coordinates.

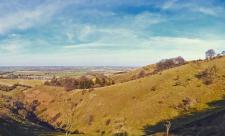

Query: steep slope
[18,56,225,135]
[0,115,60,136]
[0,91,63,136]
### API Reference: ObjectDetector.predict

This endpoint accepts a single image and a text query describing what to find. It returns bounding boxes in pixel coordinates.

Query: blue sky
[0,0,225,66]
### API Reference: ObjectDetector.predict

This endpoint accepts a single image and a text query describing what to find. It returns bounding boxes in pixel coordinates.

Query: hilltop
[111,64,156,83]
[111,56,186,83]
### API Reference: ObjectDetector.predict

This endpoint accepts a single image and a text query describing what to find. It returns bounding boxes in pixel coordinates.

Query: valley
[0,56,225,135]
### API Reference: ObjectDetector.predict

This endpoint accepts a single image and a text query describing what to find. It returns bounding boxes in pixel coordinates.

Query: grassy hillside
[111,64,156,83]
[0,79,44,87]
[0,89,63,136]
[14,56,225,135]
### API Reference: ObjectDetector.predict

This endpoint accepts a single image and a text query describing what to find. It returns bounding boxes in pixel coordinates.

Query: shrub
[151,86,157,91]
[195,65,218,85]
[176,97,196,112]
[44,81,50,85]
[137,70,146,78]
[0,84,17,91]
[105,119,111,126]
[29,100,40,111]
[50,113,61,123]
[182,97,192,111]
[49,76,61,86]
[18,109,28,119]
[173,81,182,86]
[63,78,77,91]
[113,131,128,136]
[87,114,94,125]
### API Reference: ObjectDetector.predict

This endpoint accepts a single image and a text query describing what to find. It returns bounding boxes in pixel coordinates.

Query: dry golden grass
[14,56,225,135]
[0,79,44,87]
[0,56,224,135]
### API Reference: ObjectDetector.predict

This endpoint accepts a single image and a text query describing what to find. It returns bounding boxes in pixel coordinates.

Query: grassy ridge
[111,64,156,83]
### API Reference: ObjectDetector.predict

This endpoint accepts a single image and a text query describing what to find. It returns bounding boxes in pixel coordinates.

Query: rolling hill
[0,56,225,136]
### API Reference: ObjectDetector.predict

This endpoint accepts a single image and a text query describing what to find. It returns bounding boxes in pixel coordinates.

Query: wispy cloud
[0,0,73,35]
[0,0,225,66]
[191,6,224,17]
[161,0,178,10]
[160,1,225,17]
[0,38,28,53]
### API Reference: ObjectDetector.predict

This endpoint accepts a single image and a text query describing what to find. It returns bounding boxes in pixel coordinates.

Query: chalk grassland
[18,56,225,135]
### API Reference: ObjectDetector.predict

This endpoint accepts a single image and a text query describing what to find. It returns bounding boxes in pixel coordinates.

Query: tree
[63,78,77,91]
[222,51,225,56]
[164,121,171,136]
[205,49,216,59]
[173,56,185,64]
[156,56,185,71]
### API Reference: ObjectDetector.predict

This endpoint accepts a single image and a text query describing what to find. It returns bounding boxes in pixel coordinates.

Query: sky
[0,0,225,66]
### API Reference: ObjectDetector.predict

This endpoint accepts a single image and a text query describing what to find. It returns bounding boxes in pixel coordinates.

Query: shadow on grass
[143,97,225,136]
[0,117,63,136]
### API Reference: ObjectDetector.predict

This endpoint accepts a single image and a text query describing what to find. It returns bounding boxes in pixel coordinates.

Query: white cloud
[160,1,224,17]
[0,1,73,34]
[64,11,164,44]
[131,12,164,28]
[194,7,217,16]
[0,39,28,53]
[147,36,225,49]
[63,26,141,50]
[1,36,225,66]
[141,36,225,60]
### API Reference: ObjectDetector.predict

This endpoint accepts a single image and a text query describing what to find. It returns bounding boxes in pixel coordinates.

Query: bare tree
[205,49,216,59]
[63,98,76,136]
[164,121,171,136]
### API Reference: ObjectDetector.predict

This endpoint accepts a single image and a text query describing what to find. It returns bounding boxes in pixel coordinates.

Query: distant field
[0,66,133,80]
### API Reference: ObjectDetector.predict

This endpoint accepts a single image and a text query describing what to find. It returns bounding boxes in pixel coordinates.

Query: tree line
[44,74,115,91]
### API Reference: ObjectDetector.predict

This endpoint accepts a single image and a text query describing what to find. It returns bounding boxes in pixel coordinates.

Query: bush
[113,131,128,136]
[195,65,217,85]
[0,84,17,91]
[63,78,78,91]
[105,119,111,126]
[137,70,146,78]
[87,114,94,125]
[151,86,157,91]
[176,97,196,112]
